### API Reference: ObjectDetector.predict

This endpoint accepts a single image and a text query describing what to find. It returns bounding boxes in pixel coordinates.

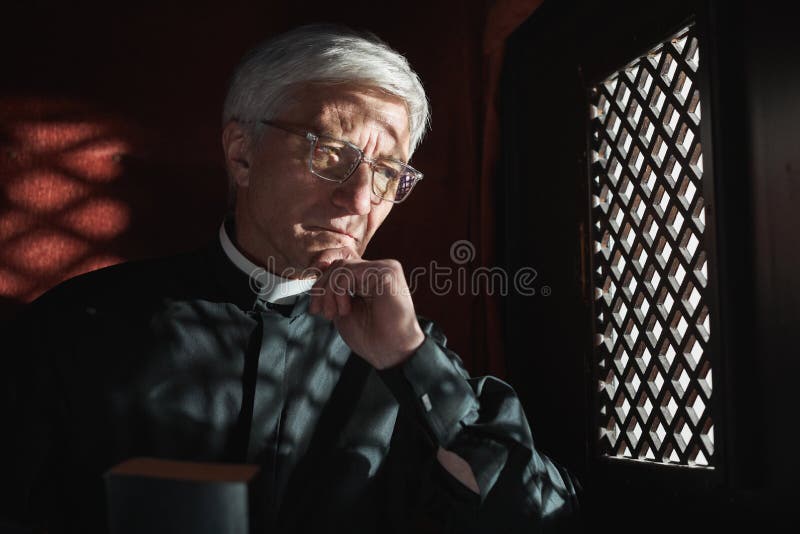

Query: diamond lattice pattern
[589,25,714,468]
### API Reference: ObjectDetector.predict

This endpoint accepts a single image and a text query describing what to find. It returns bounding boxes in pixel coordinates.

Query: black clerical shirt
[1,238,580,533]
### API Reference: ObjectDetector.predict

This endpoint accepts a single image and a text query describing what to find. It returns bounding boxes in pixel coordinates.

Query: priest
[1,24,580,533]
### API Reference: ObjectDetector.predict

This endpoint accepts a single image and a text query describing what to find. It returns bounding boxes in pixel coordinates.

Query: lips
[308,226,358,243]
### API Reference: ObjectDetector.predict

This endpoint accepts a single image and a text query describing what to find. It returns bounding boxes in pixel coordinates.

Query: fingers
[306,256,423,367]
[310,258,355,319]
[308,247,359,319]
[308,246,360,273]
[308,255,409,321]
[334,287,352,317]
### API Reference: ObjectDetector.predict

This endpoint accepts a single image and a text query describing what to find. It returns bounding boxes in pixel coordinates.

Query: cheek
[248,161,309,216]
[361,204,392,246]
[266,181,330,238]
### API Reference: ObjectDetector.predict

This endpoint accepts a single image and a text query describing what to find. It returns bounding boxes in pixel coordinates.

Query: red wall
[0,1,491,371]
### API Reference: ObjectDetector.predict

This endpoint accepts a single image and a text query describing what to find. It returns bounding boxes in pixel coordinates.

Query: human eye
[315,142,342,159]
[374,161,399,181]
[311,138,351,171]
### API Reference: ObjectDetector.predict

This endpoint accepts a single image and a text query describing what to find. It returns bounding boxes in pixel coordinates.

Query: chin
[312,234,358,250]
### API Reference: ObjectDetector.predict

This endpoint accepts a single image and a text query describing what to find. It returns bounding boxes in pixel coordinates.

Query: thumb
[308,246,361,272]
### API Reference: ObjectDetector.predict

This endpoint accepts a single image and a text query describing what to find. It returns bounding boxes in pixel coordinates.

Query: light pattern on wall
[0,98,132,306]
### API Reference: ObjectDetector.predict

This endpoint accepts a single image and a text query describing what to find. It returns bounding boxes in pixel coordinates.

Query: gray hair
[223,24,430,154]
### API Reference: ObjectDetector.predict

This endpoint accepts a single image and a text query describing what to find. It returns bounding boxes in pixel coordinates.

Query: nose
[331,161,374,215]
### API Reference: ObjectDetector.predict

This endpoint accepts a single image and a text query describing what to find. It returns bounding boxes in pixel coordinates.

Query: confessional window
[589,24,715,468]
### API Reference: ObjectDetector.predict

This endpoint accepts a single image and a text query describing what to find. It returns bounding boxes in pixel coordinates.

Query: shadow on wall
[0,97,228,319]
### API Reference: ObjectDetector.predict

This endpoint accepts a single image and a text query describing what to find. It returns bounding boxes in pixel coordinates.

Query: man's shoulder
[30,247,212,315]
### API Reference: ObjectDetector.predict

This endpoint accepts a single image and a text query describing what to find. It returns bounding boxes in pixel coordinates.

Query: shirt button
[421,393,433,412]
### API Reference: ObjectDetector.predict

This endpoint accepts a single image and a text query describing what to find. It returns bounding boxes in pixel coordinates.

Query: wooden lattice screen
[589,25,714,468]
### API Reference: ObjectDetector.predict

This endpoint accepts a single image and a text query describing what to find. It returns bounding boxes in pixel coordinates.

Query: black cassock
[1,238,580,533]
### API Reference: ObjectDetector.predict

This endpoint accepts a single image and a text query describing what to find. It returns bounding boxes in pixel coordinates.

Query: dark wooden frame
[497,0,795,529]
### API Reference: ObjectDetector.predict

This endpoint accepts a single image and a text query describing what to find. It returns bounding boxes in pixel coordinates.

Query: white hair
[223,24,430,154]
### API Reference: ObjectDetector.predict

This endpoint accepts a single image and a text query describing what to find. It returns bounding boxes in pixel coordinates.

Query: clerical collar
[218,221,315,305]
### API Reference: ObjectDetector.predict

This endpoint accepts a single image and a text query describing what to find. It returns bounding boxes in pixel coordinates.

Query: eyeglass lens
[311,136,416,202]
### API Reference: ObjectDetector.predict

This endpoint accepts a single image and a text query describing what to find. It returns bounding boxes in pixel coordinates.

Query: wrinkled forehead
[281,83,411,157]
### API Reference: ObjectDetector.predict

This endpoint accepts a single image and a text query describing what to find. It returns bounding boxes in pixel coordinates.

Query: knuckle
[384,259,402,271]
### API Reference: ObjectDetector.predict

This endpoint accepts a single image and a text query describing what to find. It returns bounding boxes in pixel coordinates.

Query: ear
[222,121,252,187]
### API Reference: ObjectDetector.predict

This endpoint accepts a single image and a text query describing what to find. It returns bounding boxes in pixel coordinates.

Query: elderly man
[1,25,579,533]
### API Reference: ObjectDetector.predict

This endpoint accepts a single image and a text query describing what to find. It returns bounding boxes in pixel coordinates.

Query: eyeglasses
[261,120,423,204]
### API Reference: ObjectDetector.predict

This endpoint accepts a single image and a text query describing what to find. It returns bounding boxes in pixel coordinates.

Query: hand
[307,247,425,370]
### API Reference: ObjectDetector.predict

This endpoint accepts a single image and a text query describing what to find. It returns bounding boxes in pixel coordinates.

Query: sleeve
[378,318,582,533]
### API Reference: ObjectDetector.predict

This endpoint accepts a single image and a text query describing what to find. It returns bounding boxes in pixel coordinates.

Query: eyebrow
[320,105,408,160]
[316,127,407,163]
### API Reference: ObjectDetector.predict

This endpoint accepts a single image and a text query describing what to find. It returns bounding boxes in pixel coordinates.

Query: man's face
[227,84,412,277]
